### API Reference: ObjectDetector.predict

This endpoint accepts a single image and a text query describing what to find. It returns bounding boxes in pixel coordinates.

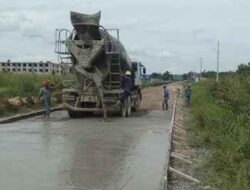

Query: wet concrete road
[0,110,172,190]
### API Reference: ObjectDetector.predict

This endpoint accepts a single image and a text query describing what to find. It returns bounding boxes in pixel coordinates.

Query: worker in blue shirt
[162,84,170,110]
[185,85,192,106]
[120,71,133,102]
[39,80,51,117]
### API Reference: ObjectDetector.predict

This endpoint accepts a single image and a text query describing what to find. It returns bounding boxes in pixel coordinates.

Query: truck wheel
[133,96,141,112]
[132,91,141,112]
[126,96,132,117]
[68,110,82,118]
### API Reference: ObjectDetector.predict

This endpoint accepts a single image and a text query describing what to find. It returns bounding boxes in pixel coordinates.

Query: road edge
[0,107,64,124]
[161,95,177,190]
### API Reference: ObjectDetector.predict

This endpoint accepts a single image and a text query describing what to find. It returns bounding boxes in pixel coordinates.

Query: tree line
[149,71,173,81]
[182,63,250,79]
[148,63,250,82]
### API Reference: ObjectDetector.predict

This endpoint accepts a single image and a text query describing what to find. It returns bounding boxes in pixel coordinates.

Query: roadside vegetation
[142,70,175,88]
[0,73,61,98]
[189,64,250,189]
[0,73,63,117]
[142,81,167,88]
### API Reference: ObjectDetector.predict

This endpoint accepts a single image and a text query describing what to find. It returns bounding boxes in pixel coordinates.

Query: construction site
[0,10,188,189]
[0,1,250,190]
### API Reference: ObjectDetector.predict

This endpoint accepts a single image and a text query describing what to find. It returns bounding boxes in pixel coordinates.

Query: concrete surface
[0,109,172,190]
[0,107,63,124]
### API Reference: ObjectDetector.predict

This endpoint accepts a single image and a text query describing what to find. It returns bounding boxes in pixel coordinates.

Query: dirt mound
[7,97,23,108]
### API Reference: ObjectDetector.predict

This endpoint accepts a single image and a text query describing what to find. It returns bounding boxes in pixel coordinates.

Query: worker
[120,71,133,102]
[184,85,192,106]
[162,84,170,110]
[39,80,51,117]
[176,88,180,97]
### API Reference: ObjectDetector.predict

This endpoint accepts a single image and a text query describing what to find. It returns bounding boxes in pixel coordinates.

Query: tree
[162,71,173,81]
[202,71,216,78]
[182,74,188,80]
[150,72,162,79]
[187,71,194,78]
[181,71,197,81]
[237,63,250,75]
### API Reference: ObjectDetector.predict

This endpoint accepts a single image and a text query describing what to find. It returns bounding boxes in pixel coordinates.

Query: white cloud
[0,0,250,73]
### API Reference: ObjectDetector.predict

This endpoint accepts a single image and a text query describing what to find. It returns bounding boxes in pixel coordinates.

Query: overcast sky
[0,0,250,74]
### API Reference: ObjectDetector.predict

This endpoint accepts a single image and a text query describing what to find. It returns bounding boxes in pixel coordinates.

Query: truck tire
[135,99,140,111]
[133,95,141,112]
[131,90,141,112]
[68,110,82,118]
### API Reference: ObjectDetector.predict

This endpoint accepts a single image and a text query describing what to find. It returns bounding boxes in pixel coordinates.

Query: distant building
[61,62,73,74]
[0,60,62,74]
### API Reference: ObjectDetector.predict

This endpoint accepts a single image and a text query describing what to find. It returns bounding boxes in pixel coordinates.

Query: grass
[0,73,62,98]
[189,75,250,189]
[0,73,63,117]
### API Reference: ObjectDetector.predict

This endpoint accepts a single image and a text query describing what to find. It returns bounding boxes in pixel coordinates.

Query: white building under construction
[0,60,63,74]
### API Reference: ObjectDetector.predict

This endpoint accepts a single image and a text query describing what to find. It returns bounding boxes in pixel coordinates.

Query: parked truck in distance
[55,11,146,118]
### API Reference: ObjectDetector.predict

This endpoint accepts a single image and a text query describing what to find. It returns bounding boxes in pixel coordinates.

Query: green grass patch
[0,73,62,98]
[189,76,250,189]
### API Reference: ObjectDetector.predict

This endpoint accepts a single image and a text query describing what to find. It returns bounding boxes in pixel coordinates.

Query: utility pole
[200,57,203,80]
[216,41,220,82]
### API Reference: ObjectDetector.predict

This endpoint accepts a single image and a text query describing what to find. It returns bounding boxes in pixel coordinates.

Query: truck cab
[132,61,146,88]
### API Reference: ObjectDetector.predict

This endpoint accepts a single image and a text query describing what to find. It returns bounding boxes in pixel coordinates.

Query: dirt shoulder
[140,83,180,111]
[167,83,209,190]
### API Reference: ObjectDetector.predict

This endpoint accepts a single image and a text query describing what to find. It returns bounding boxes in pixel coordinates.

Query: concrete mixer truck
[55,11,146,118]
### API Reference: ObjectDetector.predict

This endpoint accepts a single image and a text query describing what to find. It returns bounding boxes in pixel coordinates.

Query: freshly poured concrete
[0,110,172,190]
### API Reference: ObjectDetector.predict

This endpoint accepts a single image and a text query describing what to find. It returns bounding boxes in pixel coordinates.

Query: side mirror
[143,67,146,74]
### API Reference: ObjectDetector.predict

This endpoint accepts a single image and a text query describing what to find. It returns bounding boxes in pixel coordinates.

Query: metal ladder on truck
[54,29,75,87]
[106,52,121,89]
[102,29,123,116]
[104,29,122,90]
